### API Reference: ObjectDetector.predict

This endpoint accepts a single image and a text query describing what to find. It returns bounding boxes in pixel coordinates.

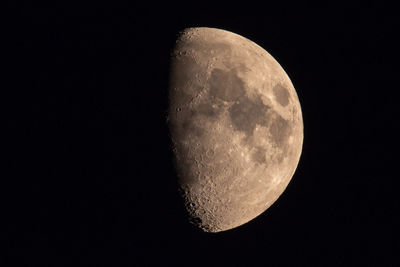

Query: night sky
[4,2,399,265]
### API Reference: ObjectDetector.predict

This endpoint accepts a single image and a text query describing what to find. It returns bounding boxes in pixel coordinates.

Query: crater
[273,84,290,107]
[209,68,246,101]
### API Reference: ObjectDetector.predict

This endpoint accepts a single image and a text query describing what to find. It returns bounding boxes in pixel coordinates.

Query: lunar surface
[168,27,303,232]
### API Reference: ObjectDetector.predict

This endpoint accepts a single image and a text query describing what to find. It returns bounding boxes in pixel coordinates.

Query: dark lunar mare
[273,84,290,107]
[207,66,291,147]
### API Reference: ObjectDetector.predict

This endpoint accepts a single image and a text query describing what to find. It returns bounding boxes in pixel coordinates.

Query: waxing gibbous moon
[168,27,303,233]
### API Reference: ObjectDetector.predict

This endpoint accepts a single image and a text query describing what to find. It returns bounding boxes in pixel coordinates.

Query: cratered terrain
[168,27,303,232]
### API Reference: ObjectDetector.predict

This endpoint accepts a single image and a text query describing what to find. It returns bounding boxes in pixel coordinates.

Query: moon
[168,27,303,232]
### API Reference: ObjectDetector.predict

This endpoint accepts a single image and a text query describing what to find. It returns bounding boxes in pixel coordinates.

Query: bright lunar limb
[168,27,303,232]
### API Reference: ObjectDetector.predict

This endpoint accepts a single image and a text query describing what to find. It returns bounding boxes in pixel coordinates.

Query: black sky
[4,2,399,265]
